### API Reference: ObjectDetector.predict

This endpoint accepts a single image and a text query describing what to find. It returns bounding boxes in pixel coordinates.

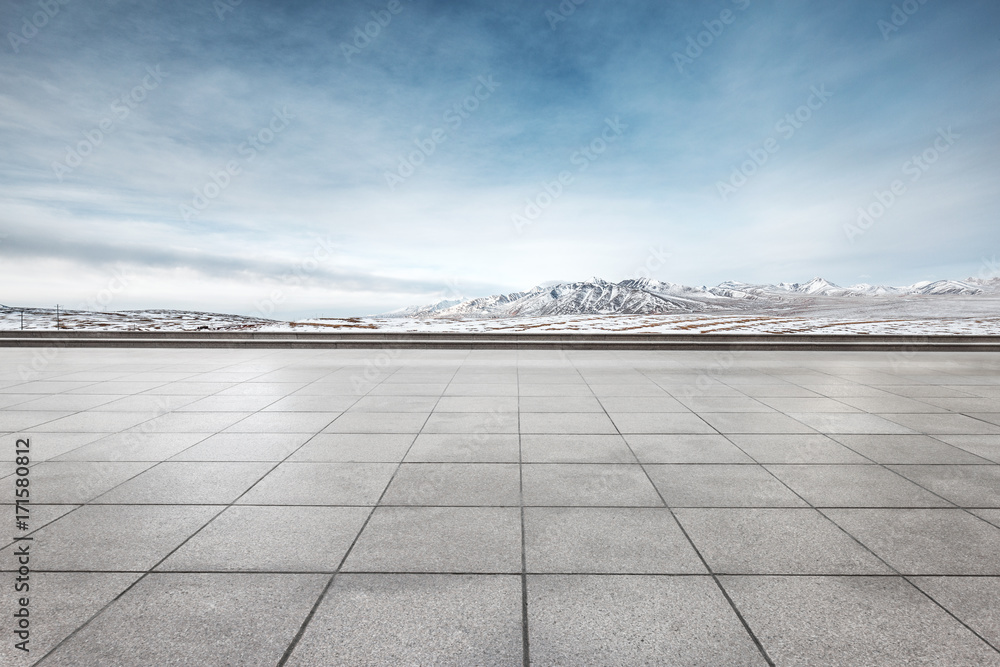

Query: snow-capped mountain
[382,277,989,318]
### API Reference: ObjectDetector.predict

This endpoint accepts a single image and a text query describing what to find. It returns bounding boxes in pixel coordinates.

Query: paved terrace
[1,347,1000,666]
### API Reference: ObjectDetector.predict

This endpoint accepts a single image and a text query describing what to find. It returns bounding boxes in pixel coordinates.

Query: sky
[1,0,998,319]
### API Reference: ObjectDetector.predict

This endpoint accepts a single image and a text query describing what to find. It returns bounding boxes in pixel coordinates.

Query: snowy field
[3,302,1000,335]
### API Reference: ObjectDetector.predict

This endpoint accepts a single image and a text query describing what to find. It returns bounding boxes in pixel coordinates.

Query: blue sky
[1,0,998,318]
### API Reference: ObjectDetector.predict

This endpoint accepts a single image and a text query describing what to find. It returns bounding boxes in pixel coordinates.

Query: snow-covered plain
[3,277,998,335]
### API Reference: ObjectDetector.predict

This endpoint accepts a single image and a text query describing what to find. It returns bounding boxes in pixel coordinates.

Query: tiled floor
[1,347,1000,665]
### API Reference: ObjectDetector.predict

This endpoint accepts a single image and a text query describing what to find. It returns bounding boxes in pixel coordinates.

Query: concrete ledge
[1,331,999,351]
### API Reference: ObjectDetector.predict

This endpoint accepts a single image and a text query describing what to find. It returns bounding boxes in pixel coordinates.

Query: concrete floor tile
[434,396,518,412]
[598,395,689,412]
[766,464,951,507]
[54,432,212,462]
[404,433,520,462]
[525,507,706,573]
[158,505,370,572]
[788,412,917,434]
[285,574,522,666]
[700,412,816,434]
[167,432,310,461]
[626,434,754,463]
[324,412,429,433]
[29,461,155,503]
[825,509,1000,574]
[521,396,607,412]
[421,412,517,434]
[96,462,273,504]
[527,575,766,666]
[910,576,1000,648]
[728,434,868,463]
[288,433,414,462]
[720,575,1000,666]
[880,412,1000,434]
[2,504,221,570]
[0,573,142,667]
[522,464,663,506]
[237,462,395,505]
[521,434,637,463]
[647,464,807,507]
[887,465,1000,507]
[831,434,990,464]
[609,412,716,434]
[381,463,520,506]
[41,573,327,667]
[520,412,618,434]
[675,508,891,575]
[342,507,522,573]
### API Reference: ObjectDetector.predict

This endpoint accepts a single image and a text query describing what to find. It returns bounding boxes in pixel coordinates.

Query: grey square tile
[262,394,356,411]
[286,574,522,666]
[527,575,766,666]
[174,395,279,412]
[288,433,414,462]
[525,507,706,573]
[349,395,441,412]
[0,573,142,667]
[608,412,716,434]
[880,412,1000,435]
[223,411,339,433]
[521,434,636,463]
[130,411,254,433]
[597,396,688,412]
[520,412,618,434]
[3,505,221,570]
[29,461,155,503]
[826,509,1000,574]
[169,432,310,461]
[158,506,370,572]
[521,396,605,412]
[381,463,520,506]
[434,396,518,412]
[911,576,1000,648]
[522,464,663,506]
[421,412,518,434]
[728,434,869,464]
[675,508,891,574]
[971,509,1000,528]
[54,432,213,462]
[342,507,522,573]
[720,575,1000,666]
[757,397,860,413]
[625,434,753,463]
[324,412,429,433]
[700,412,816,434]
[787,412,916,434]
[96,462,273,504]
[647,464,806,507]
[935,435,1000,463]
[41,573,327,667]
[34,411,158,433]
[679,396,773,412]
[237,462,396,505]
[403,433,520,462]
[888,465,1000,507]
[831,434,990,464]
[766,465,951,508]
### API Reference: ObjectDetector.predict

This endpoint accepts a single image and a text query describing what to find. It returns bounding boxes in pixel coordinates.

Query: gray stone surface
[720,575,1000,666]
[825,509,1000,574]
[674,508,891,574]
[342,507,522,572]
[158,505,370,572]
[286,574,523,666]
[41,573,328,667]
[3,347,1000,664]
[524,507,706,573]
[527,575,766,665]
[647,464,807,507]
